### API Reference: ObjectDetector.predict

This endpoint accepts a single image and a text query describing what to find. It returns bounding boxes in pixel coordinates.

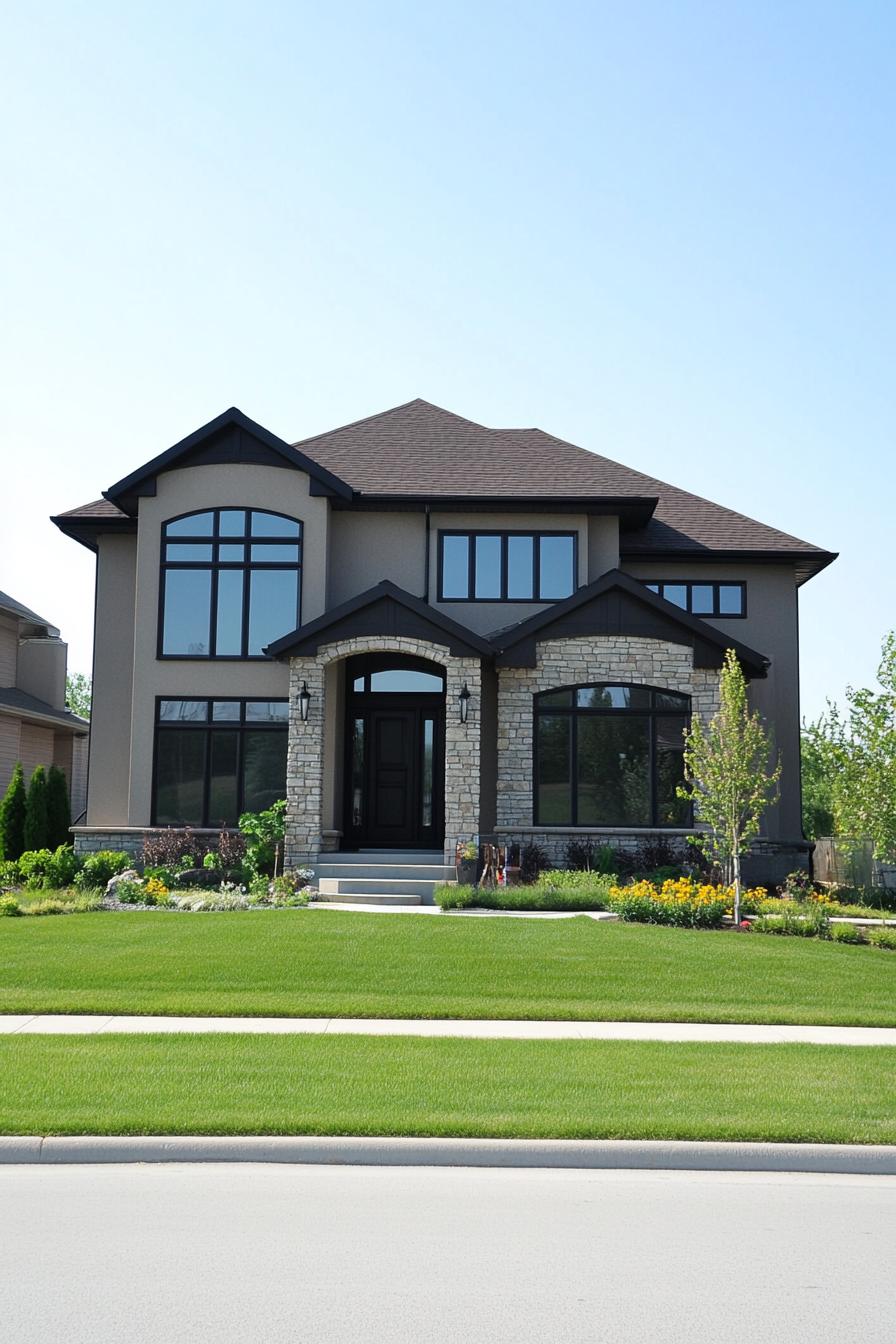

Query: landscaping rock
[105,870,140,897]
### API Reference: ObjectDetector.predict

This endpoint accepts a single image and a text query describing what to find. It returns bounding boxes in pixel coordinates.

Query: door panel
[370,711,416,843]
[344,689,445,849]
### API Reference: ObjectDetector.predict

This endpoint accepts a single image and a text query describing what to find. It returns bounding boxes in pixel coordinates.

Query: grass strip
[0,1036,893,1143]
[0,910,894,1025]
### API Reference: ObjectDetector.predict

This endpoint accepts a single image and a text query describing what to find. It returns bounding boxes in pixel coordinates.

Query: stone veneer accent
[71,827,234,858]
[286,636,482,867]
[496,636,720,838]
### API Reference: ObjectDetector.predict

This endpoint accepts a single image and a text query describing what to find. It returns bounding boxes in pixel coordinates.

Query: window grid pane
[440,532,575,601]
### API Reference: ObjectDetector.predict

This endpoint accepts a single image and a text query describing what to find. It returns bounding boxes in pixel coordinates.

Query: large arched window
[534,684,691,827]
[159,509,302,658]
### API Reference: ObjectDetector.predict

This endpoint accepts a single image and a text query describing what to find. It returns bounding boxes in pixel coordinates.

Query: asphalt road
[1,1164,893,1343]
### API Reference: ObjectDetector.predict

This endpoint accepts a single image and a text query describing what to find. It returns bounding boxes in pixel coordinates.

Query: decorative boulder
[105,869,140,896]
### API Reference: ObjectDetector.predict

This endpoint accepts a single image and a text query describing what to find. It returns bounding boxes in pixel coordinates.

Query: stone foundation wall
[71,827,234,859]
[285,637,482,867]
[496,636,720,831]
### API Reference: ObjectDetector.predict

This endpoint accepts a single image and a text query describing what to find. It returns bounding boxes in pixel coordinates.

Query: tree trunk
[732,847,742,925]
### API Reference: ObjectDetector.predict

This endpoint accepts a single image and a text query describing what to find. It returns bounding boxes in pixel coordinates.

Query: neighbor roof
[0,687,88,731]
[0,590,59,636]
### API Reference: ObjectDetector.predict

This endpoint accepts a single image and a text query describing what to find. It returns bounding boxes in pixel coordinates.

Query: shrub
[46,765,71,848]
[74,850,133,890]
[267,870,314,905]
[142,828,212,869]
[0,762,27,861]
[867,927,896,951]
[113,879,146,904]
[239,800,287,875]
[202,851,219,870]
[631,835,684,875]
[520,841,550,881]
[830,923,867,945]
[436,881,610,912]
[531,869,615,897]
[23,766,49,852]
[0,894,21,916]
[562,839,618,873]
[17,849,54,889]
[44,845,82,889]
[779,869,816,902]
[143,865,176,888]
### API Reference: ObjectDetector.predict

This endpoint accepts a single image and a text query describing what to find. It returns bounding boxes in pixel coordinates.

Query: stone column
[285,656,326,868]
[442,656,482,862]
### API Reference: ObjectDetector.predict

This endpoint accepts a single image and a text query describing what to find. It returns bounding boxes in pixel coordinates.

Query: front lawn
[0,1035,892,1142]
[0,910,894,1024]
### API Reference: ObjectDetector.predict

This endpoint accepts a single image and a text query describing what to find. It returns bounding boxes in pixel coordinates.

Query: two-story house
[0,590,89,815]
[53,400,835,887]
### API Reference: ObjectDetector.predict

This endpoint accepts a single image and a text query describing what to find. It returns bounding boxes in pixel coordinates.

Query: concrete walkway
[1,1014,894,1044]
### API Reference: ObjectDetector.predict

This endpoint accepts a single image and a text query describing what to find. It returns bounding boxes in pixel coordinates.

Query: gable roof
[492,569,769,678]
[53,399,836,579]
[265,580,494,660]
[0,687,88,732]
[104,407,354,513]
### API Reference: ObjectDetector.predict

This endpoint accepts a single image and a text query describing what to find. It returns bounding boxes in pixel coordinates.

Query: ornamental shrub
[0,894,21,916]
[0,859,20,888]
[44,844,81,889]
[867,927,896,951]
[23,766,49,852]
[46,765,71,848]
[17,848,54,889]
[0,762,27,861]
[829,923,867,945]
[74,849,132,890]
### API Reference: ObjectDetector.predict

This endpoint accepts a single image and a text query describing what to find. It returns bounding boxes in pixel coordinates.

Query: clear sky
[1,1,892,720]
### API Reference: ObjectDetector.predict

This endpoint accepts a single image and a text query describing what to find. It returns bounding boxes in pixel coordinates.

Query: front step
[313,851,455,906]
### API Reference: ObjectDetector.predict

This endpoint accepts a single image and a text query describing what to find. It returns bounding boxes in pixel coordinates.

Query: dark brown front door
[369,709,418,846]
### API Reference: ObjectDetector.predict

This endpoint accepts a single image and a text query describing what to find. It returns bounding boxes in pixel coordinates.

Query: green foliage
[805,633,896,861]
[65,672,91,719]
[45,845,82,889]
[608,894,728,929]
[0,859,19,888]
[0,895,21,916]
[113,880,146,904]
[678,649,781,922]
[779,870,816,902]
[143,865,176,887]
[829,924,867,945]
[73,850,132,891]
[19,892,102,916]
[867,927,896,951]
[46,765,71,848]
[239,799,286,875]
[0,763,27,862]
[23,766,49,852]
[800,723,836,839]
[17,849,54,889]
[436,878,612,912]
[202,851,219,870]
[750,908,831,938]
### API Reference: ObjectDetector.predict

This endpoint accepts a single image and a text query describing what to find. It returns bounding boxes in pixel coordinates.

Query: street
[1,1164,892,1342]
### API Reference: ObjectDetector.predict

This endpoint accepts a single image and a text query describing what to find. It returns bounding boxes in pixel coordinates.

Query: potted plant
[456,840,478,886]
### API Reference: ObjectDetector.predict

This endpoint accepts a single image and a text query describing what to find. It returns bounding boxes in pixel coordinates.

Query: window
[642,580,746,618]
[160,509,302,657]
[153,698,288,826]
[438,532,576,602]
[534,684,691,827]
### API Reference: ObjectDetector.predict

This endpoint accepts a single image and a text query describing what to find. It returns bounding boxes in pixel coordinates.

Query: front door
[344,655,445,849]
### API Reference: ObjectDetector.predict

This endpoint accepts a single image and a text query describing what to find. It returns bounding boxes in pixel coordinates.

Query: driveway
[1,1164,892,1342]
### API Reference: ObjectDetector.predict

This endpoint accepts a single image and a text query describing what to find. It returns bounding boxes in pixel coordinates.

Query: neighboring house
[53,401,835,884]
[0,590,89,819]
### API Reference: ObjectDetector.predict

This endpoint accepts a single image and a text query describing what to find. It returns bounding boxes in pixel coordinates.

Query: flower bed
[606,877,766,929]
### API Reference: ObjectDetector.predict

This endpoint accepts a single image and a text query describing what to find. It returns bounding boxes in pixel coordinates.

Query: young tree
[825,632,896,861]
[0,762,27,861]
[800,718,838,839]
[678,649,781,924]
[65,672,91,719]
[46,764,72,848]
[23,765,50,852]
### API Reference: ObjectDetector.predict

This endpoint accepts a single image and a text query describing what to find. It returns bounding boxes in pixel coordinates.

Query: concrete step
[323,851,445,865]
[317,876,448,900]
[314,891,423,907]
[315,862,454,881]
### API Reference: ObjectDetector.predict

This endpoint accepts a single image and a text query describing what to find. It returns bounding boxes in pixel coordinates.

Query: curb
[1,1136,894,1174]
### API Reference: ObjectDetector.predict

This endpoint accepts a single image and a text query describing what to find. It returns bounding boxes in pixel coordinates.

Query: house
[52,400,835,886]
[0,590,89,818]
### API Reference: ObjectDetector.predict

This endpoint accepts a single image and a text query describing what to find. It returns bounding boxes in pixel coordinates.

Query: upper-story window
[160,509,302,658]
[644,580,746,618]
[439,531,576,602]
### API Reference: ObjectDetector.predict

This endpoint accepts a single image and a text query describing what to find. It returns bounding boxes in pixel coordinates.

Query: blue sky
[1,1,892,720]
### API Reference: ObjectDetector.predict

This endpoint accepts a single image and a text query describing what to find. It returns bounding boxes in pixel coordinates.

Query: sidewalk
[2,1014,894,1044]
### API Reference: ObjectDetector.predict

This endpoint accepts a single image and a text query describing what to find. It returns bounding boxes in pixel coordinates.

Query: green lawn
[0,910,894,1024]
[0,1035,892,1142]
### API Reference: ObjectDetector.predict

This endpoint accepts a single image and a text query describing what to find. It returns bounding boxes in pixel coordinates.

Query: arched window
[534,684,691,827]
[159,509,302,658]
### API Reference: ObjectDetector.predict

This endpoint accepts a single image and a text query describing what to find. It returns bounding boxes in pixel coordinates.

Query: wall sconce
[458,682,471,724]
[298,681,311,723]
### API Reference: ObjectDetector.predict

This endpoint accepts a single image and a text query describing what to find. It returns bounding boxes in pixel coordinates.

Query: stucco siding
[328,511,425,607]
[86,534,137,826]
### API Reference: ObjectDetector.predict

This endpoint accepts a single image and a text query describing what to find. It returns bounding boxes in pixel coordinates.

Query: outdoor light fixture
[298,681,311,723]
[459,682,471,724]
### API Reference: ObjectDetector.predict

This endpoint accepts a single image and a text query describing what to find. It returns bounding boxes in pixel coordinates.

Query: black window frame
[158,508,303,660]
[642,580,747,618]
[533,681,693,828]
[151,695,289,827]
[437,530,578,603]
